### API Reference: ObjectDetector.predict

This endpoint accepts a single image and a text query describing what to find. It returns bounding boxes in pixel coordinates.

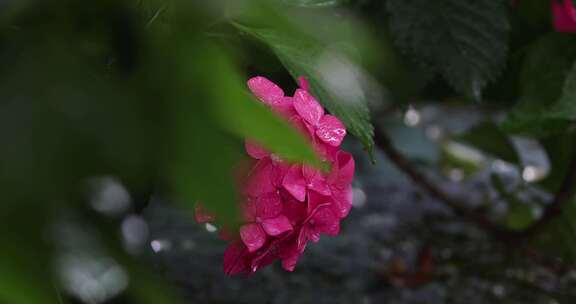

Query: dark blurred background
[2,0,576,303]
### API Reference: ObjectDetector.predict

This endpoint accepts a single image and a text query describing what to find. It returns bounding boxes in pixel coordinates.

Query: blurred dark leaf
[387,0,510,101]
[502,34,576,136]
[533,198,576,263]
[457,122,520,164]
[549,62,576,119]
[491,174,533,230]
[539,131,576,193]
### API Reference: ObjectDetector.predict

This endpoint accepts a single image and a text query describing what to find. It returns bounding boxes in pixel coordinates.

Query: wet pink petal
[330,151,355,186]
[302,166,331,196]
[247,76,285,105]
[256,192,283,219]
[261,215,293,236]
[245,141,269,159]
[293,89,324,126]
[282,165,307,202]
[245,159,276,197]
[332,185,353,218]
[553,0,576,33]
[298,76,309,91]
[311,205,340,236]
[316,115,347,147]
[240,223,267,252]
[282,254,299,272]
[223,243,249,276]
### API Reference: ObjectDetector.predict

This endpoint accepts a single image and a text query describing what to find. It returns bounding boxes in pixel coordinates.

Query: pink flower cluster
[196,76,355,275]
[553,0,576,32]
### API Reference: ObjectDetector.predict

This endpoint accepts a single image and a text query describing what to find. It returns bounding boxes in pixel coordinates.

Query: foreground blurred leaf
[457,122,520,164]
[387,0,509,101]
[502,34,576,136]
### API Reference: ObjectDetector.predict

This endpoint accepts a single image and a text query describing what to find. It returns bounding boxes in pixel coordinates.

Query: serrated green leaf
[502,34,576,136]
[387,0,509,101]
[457,121,520,164]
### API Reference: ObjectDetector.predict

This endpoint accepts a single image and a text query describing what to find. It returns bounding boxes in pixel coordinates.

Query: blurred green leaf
[502,34,576,136]
[232,20,375,156]
[533,198,576,263]
[491,174,534,230]
[386,0,510,101]
[539,131,576,193]
[457,122,520,164]
[549,62,576,119]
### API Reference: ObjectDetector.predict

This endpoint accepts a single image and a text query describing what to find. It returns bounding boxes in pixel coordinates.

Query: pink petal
[332,185,353,218]
[316,115,346,147]
[282,254,300,272]
[194,204,215,223]
[298,76,309,91]
[311,205,340,236]
[273,97,296,118]
[223,243,249,276]
[553,0,576,33]
[293,89,324,126]
[302,166,331,196]
[282,197,307,224]
[247,76,284,105]
[245,159,276,197]
[261,215,293,236]
[245,140,269,159]
[240,223,267,252]
[282,165,307,202]
[256,192,283,219]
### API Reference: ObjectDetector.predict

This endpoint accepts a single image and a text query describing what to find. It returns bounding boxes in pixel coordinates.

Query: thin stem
[373,126,517,241]
[519,153,576,238]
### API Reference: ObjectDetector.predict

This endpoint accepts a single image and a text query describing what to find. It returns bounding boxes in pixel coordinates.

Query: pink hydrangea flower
[197,76,355,275]
[553,0,576,32]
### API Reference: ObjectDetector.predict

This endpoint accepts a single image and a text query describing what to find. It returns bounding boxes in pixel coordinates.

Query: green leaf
[502,34,576,136]
[533,198,576,263]
[387,0,510,101]
[548,61,576,120]
[491,174,534,230]
[539,131,576,193]
[230,8,376,156]
[456,122,520,164]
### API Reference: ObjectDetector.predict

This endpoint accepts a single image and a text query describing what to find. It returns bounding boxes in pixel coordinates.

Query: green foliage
[502,34,576,136]
[387,0,510,101]
[491,174,534,230]
[457,122,520,164]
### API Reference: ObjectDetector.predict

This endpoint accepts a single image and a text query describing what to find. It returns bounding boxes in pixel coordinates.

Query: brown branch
[373,127,518,241]
[519,154,576,239]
